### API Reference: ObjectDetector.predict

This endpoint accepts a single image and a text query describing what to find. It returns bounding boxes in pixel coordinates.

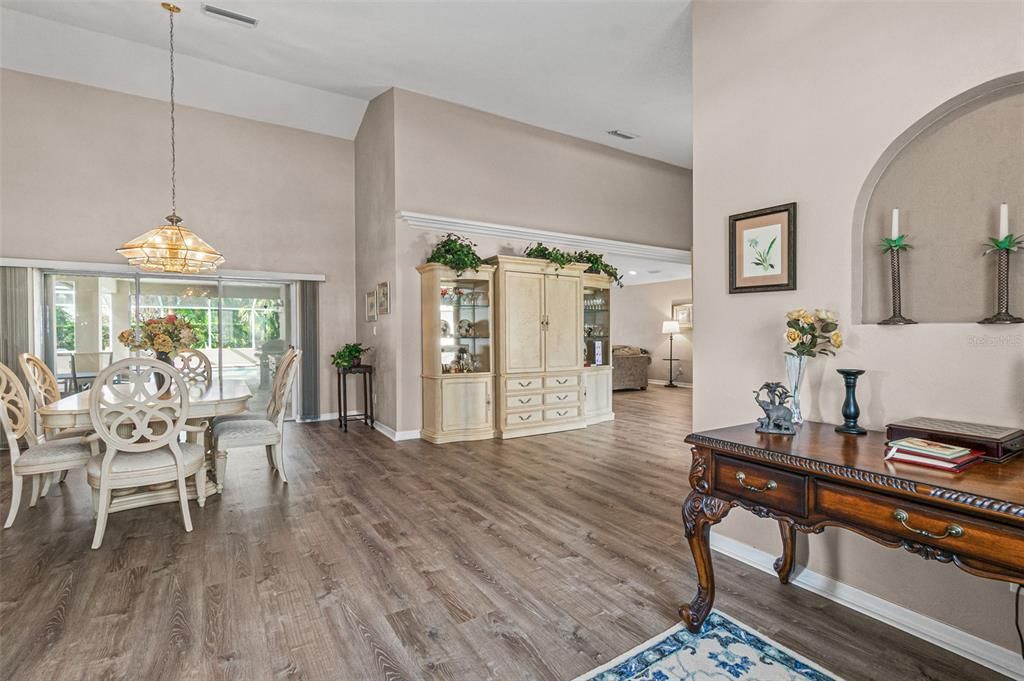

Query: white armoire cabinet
[417,263,496,443]
[488,256,588,439]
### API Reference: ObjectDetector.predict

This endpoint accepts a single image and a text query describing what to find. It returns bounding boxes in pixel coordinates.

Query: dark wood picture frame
[728,202,797,294]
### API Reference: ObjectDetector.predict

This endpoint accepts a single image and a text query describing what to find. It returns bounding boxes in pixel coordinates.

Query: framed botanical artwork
[365,290,378,322]
[671,302,693,328]
[729,202,797,294]
[377,281,391,315]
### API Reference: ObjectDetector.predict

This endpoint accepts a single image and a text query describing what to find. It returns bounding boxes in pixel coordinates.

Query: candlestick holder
[878,247,916,325]
[835,369,866,435]
[979,249,1023,324]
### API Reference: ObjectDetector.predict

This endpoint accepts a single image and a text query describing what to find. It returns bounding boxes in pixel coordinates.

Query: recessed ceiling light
[201,4,259,27]
[648,269,662,274]
[607,130,639,140]
[628,270,638,276]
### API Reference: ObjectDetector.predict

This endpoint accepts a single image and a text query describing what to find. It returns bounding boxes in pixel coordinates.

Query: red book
[885,447,983,473]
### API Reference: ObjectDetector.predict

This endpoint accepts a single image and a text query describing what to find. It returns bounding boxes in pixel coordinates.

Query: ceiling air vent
[607,129,638,140]
[201,4,259,27]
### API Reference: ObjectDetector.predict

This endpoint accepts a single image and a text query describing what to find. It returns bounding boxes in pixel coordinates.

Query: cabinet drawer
[816,482,1024,570]
[545,407,579,421]
[544,390,578,405]
[545,375,579,389]
[713,455,809,517]
[506,393,543,409]
[507,376,543,392]
[506,410,543,428]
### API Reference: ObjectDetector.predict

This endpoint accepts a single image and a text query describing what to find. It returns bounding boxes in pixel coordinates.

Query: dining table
[38,379,252,507]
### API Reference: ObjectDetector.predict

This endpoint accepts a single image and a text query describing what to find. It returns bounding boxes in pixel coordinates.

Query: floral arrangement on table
[784,308,842,357]
[117,314,197,361]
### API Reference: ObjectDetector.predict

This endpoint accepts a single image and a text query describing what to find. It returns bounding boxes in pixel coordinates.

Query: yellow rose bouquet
[118,313,198,361]
[784,308,842,358]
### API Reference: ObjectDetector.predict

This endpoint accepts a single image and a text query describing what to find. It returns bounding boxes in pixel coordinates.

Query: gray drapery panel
[0,267,32,374]
[298,280,320,421]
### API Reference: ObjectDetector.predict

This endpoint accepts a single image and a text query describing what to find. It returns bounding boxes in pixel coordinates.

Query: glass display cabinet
[581,273,614,424]
[417,263,496,443]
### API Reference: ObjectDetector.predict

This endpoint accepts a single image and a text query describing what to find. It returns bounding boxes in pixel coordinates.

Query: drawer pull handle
[518,397,531,404]
[518,381,531,388]
[892,509,964,540]
[519,414,532,421]
[556,395,568,401]
[557,410,568,417]
[556,379,568,385]
[735,471,777,493]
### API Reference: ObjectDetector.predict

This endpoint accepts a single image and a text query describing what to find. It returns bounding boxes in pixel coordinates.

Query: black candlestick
[835,369,867,435]
[879,249,916,325]
[979,250,1023,324]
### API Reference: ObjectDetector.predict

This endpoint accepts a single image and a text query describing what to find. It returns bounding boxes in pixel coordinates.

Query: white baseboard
[708,533,1022,679]
[373,421,421,441]
[646,379,693,388]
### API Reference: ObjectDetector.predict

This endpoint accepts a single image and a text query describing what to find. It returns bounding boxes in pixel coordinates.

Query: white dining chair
[212,350,301,490]
[172,349,213,388]
[0,361,92,529]
[85,357,208,549]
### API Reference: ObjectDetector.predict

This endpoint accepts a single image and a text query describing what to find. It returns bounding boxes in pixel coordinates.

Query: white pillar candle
[999,202,1009,240]
[891,208,900,240]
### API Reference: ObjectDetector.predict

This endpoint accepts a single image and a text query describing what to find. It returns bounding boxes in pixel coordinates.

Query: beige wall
[360,88,693,433]
[861,86,1024,323]
[393,89,693,250]
[692,1,1024,651]
[610,279,693,384]
[353,91,398,425]
[0,70,356,413]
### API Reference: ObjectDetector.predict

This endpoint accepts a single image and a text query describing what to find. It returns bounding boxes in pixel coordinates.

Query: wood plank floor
[0,387,1007,680]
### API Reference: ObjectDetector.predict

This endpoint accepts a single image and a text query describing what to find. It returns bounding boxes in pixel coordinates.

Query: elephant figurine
[753,382,796,435]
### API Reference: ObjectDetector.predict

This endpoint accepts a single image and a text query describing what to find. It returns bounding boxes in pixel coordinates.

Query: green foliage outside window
[55,307,75,351]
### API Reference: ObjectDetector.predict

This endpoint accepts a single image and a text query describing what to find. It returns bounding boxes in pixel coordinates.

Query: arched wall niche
[853,72,1024,324]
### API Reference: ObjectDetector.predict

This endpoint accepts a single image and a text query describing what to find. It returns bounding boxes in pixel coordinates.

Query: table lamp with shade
[662,320,681,388]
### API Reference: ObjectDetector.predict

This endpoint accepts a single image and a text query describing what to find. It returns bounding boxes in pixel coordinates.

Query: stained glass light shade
[117,214,225,274]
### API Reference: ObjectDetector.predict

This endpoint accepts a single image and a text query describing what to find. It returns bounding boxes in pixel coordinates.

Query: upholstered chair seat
[86,442,205,483]
[13,438,93,476]
[213,419,280,447]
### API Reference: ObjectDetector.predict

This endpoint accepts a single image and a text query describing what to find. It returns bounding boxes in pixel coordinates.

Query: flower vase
[154,351,174,398]
[784,354,808,425]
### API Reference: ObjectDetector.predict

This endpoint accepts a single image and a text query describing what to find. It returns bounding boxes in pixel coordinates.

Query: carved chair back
[89,358,190,453]
[18,353,61,408]
[0,362,34,455]
[173,349,213,388]
[264,346,295,419]
[267,350,301,427]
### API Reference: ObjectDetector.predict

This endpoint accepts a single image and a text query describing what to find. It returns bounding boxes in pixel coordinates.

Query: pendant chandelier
[117,3,224,274]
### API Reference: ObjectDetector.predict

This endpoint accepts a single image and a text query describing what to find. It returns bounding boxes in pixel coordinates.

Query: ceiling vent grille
[607,129,638,140]
[201,4,259,27]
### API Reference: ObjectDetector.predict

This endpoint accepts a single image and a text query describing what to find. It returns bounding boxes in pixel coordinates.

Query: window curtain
[298,280,320,420]
[0,267,33,374]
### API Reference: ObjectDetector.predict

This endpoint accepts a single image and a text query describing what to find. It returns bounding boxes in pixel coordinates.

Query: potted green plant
[425,233,484,275]
[523,242,575,268]
[331,343,369,369]
[572,249,623,287]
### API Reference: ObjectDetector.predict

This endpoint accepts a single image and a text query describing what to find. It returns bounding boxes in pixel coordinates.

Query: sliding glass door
[42,271,292,415]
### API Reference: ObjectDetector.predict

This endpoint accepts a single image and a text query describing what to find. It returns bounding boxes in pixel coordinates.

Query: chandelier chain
[169,7,176,215]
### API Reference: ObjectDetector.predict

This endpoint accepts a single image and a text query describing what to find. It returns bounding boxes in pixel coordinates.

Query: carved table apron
[679,422,1024,633]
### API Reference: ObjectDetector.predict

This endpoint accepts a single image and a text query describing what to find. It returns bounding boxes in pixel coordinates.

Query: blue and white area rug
[573,611,842,681]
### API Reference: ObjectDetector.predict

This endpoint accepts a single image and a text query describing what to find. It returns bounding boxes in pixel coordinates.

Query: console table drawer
[713,455,808,517]
[816,482,1024,569]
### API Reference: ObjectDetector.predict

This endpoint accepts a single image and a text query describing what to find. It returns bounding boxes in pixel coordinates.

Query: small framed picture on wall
[671,302,693,328]
[376,281,391,315]
[365,290,378,322]
[728,202,797,294]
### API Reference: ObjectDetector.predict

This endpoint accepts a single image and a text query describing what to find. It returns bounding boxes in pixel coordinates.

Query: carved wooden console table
[679,422,1024,632]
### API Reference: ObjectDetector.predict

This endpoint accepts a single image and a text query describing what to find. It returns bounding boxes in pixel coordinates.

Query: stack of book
[884,437,983,472]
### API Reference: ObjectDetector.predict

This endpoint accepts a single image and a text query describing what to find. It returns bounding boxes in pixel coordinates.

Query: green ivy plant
[983,233,1024,255]
[331,343,369,369]
[426,233,484,275]
[572,250,623,287]
[523,243,575,268]
[880,235,912,253]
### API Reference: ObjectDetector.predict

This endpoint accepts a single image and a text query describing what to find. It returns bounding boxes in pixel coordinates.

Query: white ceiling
[1,0,692,167]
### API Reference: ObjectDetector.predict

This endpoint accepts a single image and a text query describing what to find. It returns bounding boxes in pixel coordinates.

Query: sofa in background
[612,345,651,390]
